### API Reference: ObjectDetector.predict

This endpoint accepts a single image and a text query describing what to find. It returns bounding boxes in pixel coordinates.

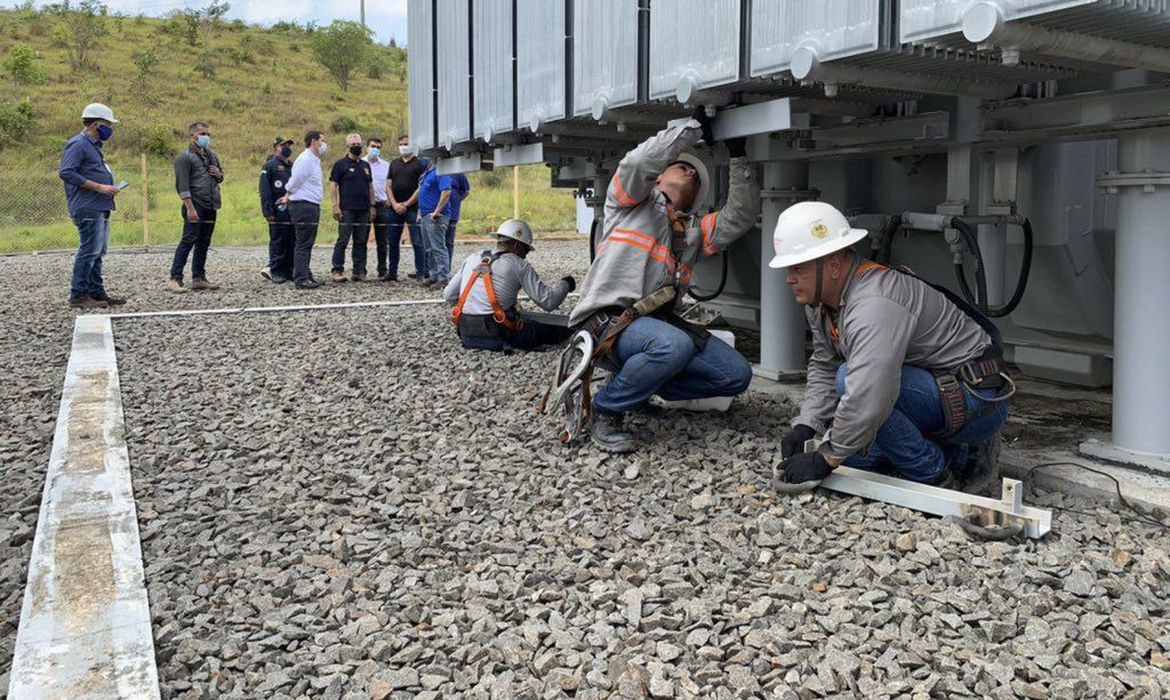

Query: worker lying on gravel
[446,219,576,352]
[567,108,761,453]
[772,202,1013,491]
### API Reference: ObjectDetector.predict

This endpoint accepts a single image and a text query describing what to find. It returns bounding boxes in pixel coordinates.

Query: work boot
[961,435,1002,495]
[190,278,219,290]
[92,292,126,306]
[928,469,961,491]
[295,279,322,290]
[259,267,272,281]
[427,279,446,290]
[167,279,188,294]
[69,295,109,309]
[415,276,431,287]
[331,271,348,283]
[351,273,367,282]
[591,411,637,453]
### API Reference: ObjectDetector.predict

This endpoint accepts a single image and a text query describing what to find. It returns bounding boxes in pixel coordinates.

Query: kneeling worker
[568,110,761,453]
[773,202,1012,489]
[446,219,576,352]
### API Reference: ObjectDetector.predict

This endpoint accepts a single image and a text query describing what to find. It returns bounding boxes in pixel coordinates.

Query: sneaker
[69,295,109,309]
[271,275,290,284]
[351,273,367,282]
[260,267,273,281]
[92,292,126,306]
[295,279,322,290]
[167,279,188,294]
[190,278,220,290]
[331,271,348,283]
[591,411,637,453]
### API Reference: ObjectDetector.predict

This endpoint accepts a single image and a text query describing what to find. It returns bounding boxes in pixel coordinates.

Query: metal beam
[437,153,484,175]
[980,86,1170,143]
[494,142,545,167]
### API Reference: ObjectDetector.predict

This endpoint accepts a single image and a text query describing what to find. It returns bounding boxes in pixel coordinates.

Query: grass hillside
[0,4,576,253]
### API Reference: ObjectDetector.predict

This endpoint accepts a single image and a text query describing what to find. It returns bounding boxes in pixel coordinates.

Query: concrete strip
[8,315,160,700]
[1000,447,1170,519]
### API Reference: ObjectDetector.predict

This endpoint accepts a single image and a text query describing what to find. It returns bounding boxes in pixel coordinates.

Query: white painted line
[9,315,160,700]
[109,297,447,319]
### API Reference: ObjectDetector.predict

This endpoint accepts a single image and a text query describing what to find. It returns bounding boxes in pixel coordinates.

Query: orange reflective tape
[701,213,720,255]
[610,173,639,207]
[855,260,888,277]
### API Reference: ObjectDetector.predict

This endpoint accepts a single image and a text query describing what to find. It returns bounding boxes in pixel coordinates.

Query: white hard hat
[81,103,119,124]
[768,202,868,269]
[497,219,534,249]
[669,152,709,213]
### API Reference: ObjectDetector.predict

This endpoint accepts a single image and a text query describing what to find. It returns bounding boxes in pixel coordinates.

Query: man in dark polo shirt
[170,120,225,293]
[388,134,425,280]
[329,132,376,282]
[259,137,295,283]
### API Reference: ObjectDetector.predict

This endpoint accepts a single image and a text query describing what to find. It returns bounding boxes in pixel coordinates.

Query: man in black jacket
[170,121,225,293]
[259,137,295,283]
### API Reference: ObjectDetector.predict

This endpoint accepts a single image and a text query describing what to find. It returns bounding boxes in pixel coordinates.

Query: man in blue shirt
[59,102,125,309]
[445,173,471,266]
[416,161,453,288]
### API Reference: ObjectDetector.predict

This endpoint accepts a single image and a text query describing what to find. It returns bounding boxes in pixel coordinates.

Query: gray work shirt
[444,250,570,315]
[174,145,223,210]
[796,259,994,461]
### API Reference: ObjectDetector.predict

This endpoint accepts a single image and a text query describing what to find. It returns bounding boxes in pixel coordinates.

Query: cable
[951,218,989,314]
[687,250,728,302]
[1020,461,1170,531]
[985,218,1033,318]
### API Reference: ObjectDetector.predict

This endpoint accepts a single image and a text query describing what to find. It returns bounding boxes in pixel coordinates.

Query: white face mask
[399,145,412,156]
[318,141,328,156]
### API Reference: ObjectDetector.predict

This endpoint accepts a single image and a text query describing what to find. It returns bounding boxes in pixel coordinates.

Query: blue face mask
[195,134,211,149]
[96,124,114,141]
[280,146,292,158]
[368,147,381,159]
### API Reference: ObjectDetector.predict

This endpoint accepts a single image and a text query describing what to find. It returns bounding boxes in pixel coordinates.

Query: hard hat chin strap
[810,257,825,307]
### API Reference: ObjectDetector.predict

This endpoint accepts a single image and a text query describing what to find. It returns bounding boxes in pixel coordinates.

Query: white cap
[81,103,119,124]
[496,219,534,249]
[768,201,869,269]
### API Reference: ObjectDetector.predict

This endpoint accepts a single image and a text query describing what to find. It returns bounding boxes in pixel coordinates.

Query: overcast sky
[22,0,410,45]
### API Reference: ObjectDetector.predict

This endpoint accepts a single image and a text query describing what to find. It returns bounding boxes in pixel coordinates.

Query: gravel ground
[3,241,1170,699]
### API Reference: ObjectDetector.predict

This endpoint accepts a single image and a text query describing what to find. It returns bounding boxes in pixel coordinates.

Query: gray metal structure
[407,0,1170,472]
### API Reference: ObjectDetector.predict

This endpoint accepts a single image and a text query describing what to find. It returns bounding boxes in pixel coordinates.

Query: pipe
[963,2,1170,73]
[790,46,1018,101]
[757,162,813,379]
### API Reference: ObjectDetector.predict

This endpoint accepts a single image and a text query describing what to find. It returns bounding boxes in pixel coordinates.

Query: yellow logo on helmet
[811,222,829,239]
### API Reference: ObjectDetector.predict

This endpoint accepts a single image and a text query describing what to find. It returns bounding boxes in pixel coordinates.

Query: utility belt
[576,289,710,365]
[458,311,522,339]
[932,348,1013,439]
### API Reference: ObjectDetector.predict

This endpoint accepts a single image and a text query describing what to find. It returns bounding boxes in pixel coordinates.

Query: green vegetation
[0,3,576,254]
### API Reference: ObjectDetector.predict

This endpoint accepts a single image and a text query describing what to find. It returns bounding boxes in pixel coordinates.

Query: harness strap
[450,252,521,332]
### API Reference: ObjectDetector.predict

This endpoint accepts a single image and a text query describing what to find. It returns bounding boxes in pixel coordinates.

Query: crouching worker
[567,109,761,453]
[772,202,1013,490]
[445,219,576,352]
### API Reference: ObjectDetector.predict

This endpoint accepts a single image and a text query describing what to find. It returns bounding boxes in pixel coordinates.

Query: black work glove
[561,276,576,293]
[780,424,817,459]
[691,105,715,144]
[724,136,747,158]
[781,450,833,484]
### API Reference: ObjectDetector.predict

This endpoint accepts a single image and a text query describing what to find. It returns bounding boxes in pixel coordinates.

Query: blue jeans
[836,364,1010,483]
[421,213,451,282]
[70,208,110,298]
[387,206,421,278]
[445,219,458,266]
[593,316,753,415]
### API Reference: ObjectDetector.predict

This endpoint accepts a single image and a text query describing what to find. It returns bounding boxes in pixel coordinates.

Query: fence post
[140,153,150,248]
[513,165,520,220]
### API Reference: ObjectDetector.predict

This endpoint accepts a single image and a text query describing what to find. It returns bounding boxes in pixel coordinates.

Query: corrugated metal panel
[649,0,741,101]
[574,0,640,118]
[751,0,884,78]
[516,0,565,132]
[473,0,513,142]
[900,0,1099,43]
[407,0,434,151]
[437,0,471,149]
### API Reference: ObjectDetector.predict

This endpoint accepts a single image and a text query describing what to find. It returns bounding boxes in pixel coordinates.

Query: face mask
[96,124,114,141]
[348,144,362,156]
[280,146,292,158]
[368,147,381,159]
[195,134,211,149]
[318,142,328,156]
[399,145,411,156]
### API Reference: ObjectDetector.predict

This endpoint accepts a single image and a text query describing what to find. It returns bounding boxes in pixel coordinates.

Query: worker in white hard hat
[567,107,761,453]
[58,103,125,309]
[445,219,576,352]
[771,201,1013,490]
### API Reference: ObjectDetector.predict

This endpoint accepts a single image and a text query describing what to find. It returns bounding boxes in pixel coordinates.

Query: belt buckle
[960,363,983,387]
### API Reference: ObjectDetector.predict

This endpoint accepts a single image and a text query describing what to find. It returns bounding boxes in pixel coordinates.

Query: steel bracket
[437,153,484,175]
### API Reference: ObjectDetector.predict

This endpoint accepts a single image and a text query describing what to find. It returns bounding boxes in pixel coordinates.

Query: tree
[47,0,108,72]
[3,44,48,85]
[312,20,373,92]
[195,1,230,78]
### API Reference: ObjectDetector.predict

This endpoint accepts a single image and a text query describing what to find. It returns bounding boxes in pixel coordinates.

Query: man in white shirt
[281,130,328,289]
[366,137,395,281]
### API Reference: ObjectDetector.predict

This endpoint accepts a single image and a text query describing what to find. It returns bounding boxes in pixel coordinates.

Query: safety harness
[451,251,523,338]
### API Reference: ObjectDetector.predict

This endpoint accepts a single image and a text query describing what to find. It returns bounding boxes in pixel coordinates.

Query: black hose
[985,219,1033,318]
[952,218,1034,318]
[951,218,989,314]
[878,214,902,264]
[687,250,728,302]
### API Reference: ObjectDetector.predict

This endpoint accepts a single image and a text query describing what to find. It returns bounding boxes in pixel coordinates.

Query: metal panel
[408,0,435,151]
[473,0,513,142]
[437,0,471,149]
[574,0,640,119]
[650,0,742,102]
[900,0,1100,43]
[516,0,566,132]
[751,0,885,78]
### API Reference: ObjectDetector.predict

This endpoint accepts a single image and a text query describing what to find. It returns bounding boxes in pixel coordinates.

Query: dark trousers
[289,201,320,284]
[445,219,458,267]
[266,209,294,279]
[170,204,217,280]
[372,204,396,277]
[461,319,573,352]
[387,205,420,278]
[332,209,372,275]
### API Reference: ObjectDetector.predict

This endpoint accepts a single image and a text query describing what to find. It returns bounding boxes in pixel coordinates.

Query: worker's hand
[561,276,576,293]
[369,206,377,220]
[185,206,200,223]
[332,205,342,222]
[724,137,748,158]
[277,195,290,206]
[780,424,817,459]
[691,105,715,144]
[780,451,833,484]
[393,202,406,215]
[208,164,224,181]
[97,184,121,197]
[428,211,440,221]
